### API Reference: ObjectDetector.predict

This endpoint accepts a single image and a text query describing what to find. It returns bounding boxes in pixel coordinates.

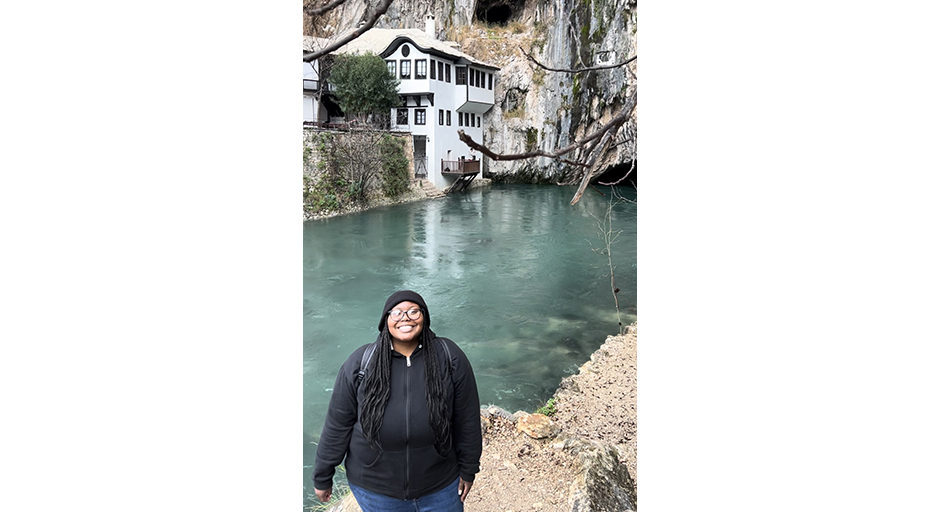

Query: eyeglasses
[388,308,423,321]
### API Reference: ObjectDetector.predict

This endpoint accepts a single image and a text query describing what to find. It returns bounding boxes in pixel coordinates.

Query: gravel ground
[466,325,638,511]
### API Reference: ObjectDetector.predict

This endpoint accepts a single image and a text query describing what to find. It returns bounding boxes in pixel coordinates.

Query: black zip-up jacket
[313,336,482,500]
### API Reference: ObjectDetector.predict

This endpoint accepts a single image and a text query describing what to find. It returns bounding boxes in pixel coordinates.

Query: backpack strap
[357,343,377,385]
[437,337,455,379]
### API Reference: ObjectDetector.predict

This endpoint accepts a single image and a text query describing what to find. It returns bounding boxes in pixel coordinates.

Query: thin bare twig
[303,0,394,62]
[520,46,637,73]
[597,159,636,187]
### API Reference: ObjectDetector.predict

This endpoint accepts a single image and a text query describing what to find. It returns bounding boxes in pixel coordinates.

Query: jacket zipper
[404,353,411,499]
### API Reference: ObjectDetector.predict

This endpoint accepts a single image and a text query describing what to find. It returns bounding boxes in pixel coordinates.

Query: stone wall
[302,127,414,184]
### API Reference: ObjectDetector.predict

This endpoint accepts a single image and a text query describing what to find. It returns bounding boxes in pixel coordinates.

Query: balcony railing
[441,159,480,175]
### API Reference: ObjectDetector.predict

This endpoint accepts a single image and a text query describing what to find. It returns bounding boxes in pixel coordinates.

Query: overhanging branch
[303,0,394,62]
[457,101,632,165]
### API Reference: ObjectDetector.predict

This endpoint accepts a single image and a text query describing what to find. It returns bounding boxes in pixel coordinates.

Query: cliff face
[304,0,637,184]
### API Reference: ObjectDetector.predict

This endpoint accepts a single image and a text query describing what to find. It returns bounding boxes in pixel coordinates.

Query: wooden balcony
[441,159,481,175]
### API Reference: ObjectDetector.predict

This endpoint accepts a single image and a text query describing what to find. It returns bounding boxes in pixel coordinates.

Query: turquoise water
[302,184,636,507]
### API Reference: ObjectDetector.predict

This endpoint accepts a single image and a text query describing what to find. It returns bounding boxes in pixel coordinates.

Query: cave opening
[474,0,524,25]
[593,161,637,188]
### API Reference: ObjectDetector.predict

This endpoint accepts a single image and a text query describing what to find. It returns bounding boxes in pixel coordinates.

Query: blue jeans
[348,477,463,512]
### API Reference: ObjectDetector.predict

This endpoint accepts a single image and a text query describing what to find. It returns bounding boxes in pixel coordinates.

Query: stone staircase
[417,179,446,198]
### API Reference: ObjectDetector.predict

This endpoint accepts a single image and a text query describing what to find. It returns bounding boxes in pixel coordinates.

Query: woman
[313,290,482,511]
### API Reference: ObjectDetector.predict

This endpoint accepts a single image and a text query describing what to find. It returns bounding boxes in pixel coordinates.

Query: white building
[302,37,330,125]
[303,16,500,191]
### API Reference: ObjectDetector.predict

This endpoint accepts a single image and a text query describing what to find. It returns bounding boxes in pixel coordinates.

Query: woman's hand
[458,478,474,503]
[315,487,332,502]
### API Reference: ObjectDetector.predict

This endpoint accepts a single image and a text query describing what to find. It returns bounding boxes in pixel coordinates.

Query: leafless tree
[315,121,393,202]
[588,187,634,335]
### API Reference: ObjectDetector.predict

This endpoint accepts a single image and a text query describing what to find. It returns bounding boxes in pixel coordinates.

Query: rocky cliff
[303,0,637,185]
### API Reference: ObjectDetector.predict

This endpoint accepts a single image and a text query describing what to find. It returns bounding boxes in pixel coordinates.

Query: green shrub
[535,397,557,416]
[525,127,539,152]
[380,135,410,198]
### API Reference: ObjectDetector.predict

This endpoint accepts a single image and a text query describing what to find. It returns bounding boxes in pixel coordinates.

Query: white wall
[467,67,495,106]
[302,61,317,81]
[303,60,319,123]
[303,95,315,122]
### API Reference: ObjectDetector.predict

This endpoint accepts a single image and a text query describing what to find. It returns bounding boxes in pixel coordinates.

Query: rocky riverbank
[303,178,492,222]
[321,323,638,512]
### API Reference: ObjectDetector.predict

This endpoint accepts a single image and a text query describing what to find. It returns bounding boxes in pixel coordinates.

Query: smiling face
[386,300,424,344]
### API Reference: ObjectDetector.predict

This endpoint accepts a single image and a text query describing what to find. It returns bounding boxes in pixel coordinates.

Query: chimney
[425,13,435,39]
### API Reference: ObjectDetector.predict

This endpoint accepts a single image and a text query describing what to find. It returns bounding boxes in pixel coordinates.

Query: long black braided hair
[358,312,453,454]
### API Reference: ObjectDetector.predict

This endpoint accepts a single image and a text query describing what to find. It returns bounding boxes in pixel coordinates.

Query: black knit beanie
[378,290,431,331]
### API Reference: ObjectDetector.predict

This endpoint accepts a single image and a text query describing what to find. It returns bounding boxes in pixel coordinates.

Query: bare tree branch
[458,129,586,167]
[458,84,635,204]
[304,0,350,16]
[569,127,617,205]
[520,46,637,73]
[303,0,394,62]
[458,101,632,164]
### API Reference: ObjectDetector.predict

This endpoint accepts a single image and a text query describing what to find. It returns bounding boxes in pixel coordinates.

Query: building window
[430,59,436,79]
[489,73,493,90]
[445,64,451,83]
[439,109,444,125]
[477,117,481,128]
[470,113,475,126]
[456,67,466,85]
[400,60,411,79]
[387,60,396,76]
[472,69,478,87]
[415,109,426,125]
[446,110,451,125]
[397,108,408,125]
[458,112,463,127]
[416,60,427,79]
[401,44,410,57]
